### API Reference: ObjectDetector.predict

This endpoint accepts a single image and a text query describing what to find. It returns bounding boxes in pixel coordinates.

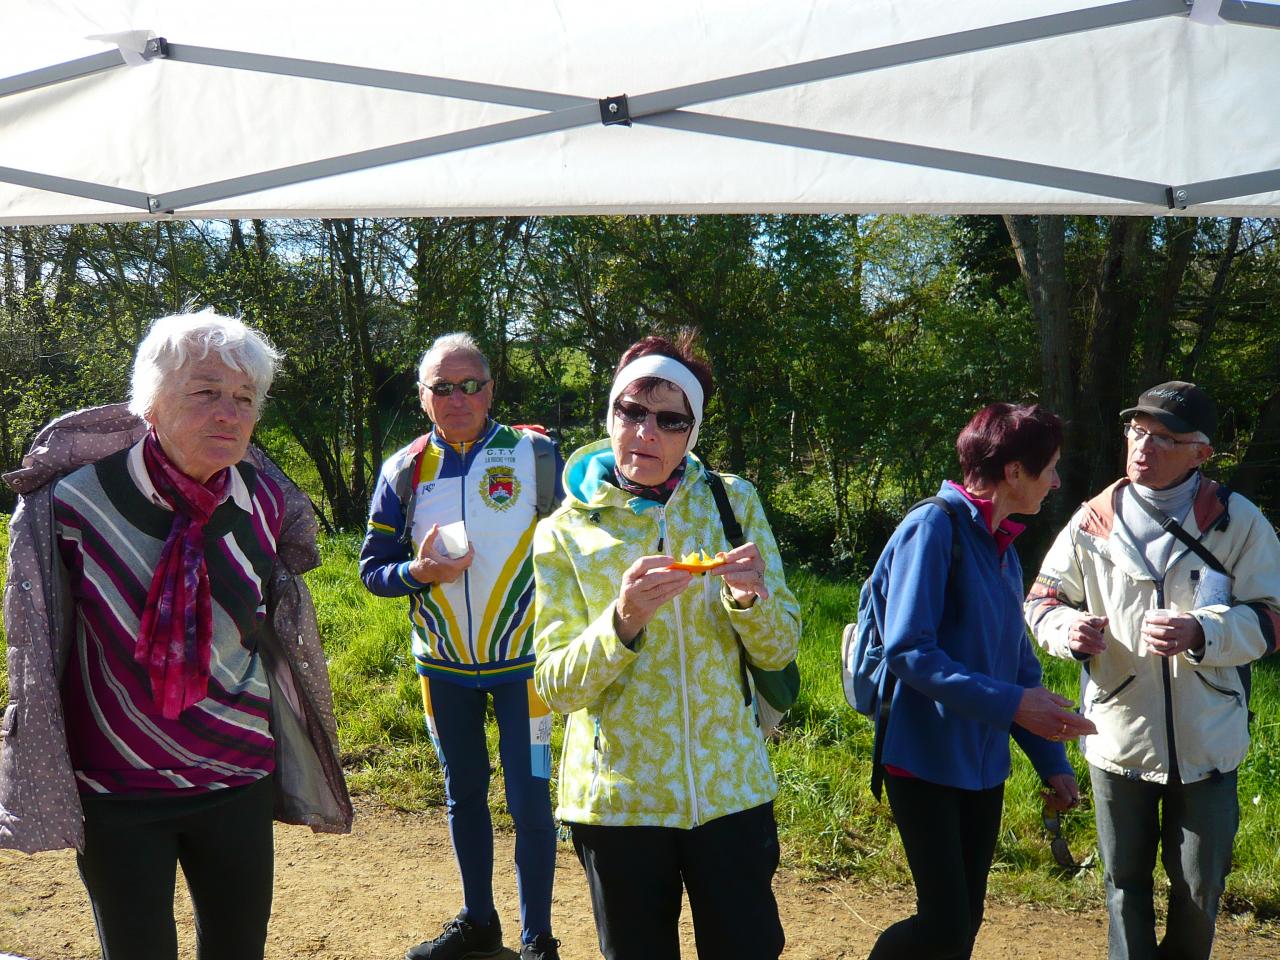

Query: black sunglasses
[426,378,490,397]
[1042,808,1088,872]
[612,399,694,434]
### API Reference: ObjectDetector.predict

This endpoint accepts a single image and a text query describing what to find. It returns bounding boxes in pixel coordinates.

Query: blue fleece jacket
[868,482,1071,790]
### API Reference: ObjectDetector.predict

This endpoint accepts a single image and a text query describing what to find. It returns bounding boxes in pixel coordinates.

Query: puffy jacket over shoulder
[532,441,800,829]
[1,404,352,853]
[1026,476,1280,785]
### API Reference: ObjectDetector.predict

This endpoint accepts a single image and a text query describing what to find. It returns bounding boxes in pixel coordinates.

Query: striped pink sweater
[53,440,283,794]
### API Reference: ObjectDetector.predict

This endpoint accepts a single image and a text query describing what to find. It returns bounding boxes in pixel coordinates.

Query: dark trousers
[569,802,784,960]
[868,775,1005,960]
[424,675,557,941]
[77,775,275,960]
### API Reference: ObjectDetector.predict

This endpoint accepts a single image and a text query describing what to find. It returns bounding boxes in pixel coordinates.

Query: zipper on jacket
[456,439,475,665]
[660,503,701,825]
[1154,581,1181,782]
[673,590,701,826]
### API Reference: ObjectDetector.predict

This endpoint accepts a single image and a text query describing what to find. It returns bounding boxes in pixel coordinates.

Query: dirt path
[2,797,1276,960]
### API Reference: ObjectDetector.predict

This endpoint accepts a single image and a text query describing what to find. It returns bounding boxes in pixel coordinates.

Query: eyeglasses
[425,378,490,397]
[612,399,695,434]
[1124,423,1203,451]
[1042,808,1087,872]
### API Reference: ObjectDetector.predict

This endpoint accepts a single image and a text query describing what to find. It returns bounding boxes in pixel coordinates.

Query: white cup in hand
[435,521,469,559]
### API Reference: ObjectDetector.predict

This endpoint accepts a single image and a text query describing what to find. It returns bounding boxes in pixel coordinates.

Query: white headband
[608,354,704,452]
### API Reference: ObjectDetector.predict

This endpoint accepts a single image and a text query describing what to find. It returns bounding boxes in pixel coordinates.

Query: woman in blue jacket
[866,403,1095,960]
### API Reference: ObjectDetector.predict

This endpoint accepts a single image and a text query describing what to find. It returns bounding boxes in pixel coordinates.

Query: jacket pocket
[1,702,16,739]
[1195,670,1242,704]
[0,703,19,809]
[1091,674,1136,705]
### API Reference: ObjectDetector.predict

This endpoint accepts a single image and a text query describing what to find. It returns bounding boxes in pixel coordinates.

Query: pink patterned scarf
[135,432,230,719]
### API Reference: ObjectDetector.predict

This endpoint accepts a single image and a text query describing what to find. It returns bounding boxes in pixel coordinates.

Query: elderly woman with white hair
[532,333,801,960]
[0,310,351,960]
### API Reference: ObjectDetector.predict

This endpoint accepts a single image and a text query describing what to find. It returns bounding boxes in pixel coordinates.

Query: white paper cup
[435,521,469,559]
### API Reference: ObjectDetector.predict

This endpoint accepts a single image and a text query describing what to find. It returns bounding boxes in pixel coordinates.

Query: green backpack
[703,469,801,732]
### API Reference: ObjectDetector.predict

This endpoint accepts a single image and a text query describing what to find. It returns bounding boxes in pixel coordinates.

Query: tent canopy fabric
[1,0,1278,224]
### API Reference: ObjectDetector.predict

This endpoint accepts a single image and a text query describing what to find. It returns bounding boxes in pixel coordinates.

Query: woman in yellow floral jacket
[532,333,801,960]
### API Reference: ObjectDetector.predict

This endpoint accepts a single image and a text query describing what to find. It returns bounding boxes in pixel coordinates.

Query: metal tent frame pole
[0,0,1276,214]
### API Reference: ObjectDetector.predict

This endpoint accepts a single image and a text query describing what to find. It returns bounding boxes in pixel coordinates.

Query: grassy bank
[2,521,1277,921]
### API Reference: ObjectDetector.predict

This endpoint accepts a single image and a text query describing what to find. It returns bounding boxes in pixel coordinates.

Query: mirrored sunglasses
[1042,809,1088,872]
[427,378,489,397]
[612,399,694,434]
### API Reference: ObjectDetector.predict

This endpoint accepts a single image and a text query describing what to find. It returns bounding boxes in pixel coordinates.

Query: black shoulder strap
[704,469,746,548]
[1126,485,1257,712]
[1126,486,1230,576]
[705,469,761,711]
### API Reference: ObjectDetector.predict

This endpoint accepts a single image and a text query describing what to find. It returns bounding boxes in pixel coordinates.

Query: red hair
[956,403,1062,489]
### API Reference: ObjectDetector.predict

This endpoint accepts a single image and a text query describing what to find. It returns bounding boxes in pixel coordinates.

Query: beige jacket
[1026,476,1280,784]
[1,404,352,853]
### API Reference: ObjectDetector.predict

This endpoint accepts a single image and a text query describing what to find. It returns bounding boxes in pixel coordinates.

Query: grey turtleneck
[1116,470,1201,578]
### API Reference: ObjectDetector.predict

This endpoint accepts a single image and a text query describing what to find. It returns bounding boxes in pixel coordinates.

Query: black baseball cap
[1120,381,1217,440]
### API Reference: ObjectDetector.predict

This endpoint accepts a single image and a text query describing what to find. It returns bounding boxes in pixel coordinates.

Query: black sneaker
[405,911,503,960]
[520,934,562,960]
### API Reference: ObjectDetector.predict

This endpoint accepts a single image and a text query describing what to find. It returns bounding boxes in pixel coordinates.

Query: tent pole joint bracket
[1166,186,1189,209]
[599,94,632,127]
[146,196,161,212]
[142,38,170,62]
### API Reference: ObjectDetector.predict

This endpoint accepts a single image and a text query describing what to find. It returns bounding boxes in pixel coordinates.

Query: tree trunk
[1005,214,1076,519]
[1137,218,1196,387]
[1230,385,1280,514]
[1078,217,1149,494]
[1182,217,1242,381]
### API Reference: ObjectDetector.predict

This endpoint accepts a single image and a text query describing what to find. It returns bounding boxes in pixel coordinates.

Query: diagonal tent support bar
[0,166,153,210]
[164,44,593,112]
[0,50,127,99]
[1,0,1275,213]
[628,0,1190,115]
[642,113,1171,206]
[152,105,602,210]
[1219,0,1280,28]
[1172,169,1280,207]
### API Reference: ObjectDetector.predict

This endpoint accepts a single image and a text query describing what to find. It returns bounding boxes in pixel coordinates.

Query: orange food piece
[667,549,728,572]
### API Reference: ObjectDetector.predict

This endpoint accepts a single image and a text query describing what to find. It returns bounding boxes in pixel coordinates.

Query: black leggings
[570,802,785,960]
[77,775,275,960]
[868,775,1005,960]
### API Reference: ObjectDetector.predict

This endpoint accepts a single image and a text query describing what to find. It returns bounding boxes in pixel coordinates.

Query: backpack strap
[871,495,962,800]
[705,470,758,711]
[704,469,746,548]
[394,434,434,547]
[523,428,561,520]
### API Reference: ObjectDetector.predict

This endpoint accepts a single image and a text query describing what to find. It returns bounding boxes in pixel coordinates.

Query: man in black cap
[1026,381,1280,960]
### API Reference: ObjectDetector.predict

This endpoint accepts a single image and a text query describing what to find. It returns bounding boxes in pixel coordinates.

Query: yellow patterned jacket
[532,440,800,828]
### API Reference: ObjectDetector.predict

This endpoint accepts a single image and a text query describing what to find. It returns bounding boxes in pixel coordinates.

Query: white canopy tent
[1,0,1278,224]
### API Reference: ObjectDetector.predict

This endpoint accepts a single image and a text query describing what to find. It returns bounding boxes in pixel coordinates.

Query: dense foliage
[3,214,1279,574]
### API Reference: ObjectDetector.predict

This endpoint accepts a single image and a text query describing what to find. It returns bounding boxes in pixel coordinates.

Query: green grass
[2,521,1278,924]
